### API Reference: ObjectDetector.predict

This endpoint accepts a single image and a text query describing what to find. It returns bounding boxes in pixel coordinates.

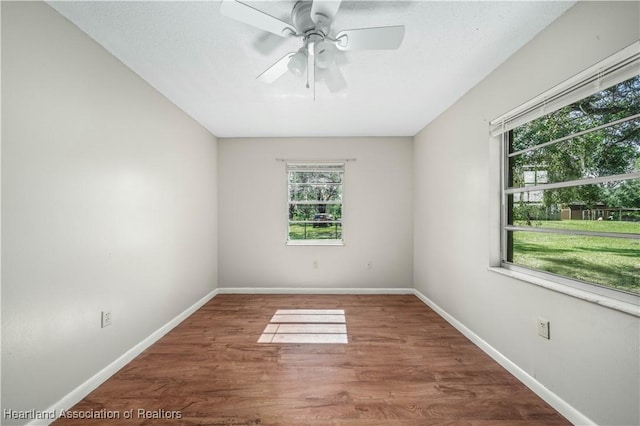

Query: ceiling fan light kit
[288,48,307,76]
[220,0,405,96]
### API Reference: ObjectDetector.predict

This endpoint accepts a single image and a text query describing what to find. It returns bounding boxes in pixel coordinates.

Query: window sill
[488,266,640,317]
[286,240,345,246]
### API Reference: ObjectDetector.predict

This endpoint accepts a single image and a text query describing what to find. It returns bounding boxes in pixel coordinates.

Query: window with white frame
[491,42,640,300]
[287,163,344,244]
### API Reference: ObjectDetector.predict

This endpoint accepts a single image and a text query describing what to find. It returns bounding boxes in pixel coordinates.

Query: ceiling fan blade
[311,0,342,24]
[318,63,346,93]
[220,0,295,38]
[253,32,287,56]
[335,25,405,51]
[256,53,295,83]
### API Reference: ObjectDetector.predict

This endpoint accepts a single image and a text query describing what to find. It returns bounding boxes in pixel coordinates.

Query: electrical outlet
[313,260,319,269]
[366,260,372,269]
[101,310,112,328]
[537,318,550,339]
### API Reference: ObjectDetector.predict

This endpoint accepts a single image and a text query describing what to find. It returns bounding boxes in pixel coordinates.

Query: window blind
[286,163,345,173]
[490,41,640,137]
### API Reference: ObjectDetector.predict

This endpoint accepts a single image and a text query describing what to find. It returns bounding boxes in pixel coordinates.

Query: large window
[287,163,343,244]
[492,43,640,300]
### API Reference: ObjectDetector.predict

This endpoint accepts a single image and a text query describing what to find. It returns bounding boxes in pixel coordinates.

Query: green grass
[512,220,640,294]
[515,219,640,233]
[289,223,342,240]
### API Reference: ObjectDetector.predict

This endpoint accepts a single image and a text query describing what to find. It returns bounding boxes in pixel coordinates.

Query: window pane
[508,230,640,294]
[510,179,640,232]
[503,71,640,295]
[289,204,342,222]
[289,223,342,240]
[512,215,640,234]
[289,183,342,203]
[509,119,640,189]
[511,75,640,152]
[289,171,342,184]
[287,165,343,242]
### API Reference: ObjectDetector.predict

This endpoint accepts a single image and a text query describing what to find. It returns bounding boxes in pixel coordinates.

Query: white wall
[1,1,218,419]
[218,137,413,289]
[414,2,640,425]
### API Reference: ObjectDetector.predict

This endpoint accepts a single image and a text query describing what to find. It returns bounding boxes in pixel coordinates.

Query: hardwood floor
[55,295,570,425]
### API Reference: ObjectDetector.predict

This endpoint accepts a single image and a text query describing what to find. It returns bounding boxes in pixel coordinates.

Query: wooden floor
[55,295,570,425]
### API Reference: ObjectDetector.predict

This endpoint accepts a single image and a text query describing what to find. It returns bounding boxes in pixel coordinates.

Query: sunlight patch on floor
[258,309,348,344]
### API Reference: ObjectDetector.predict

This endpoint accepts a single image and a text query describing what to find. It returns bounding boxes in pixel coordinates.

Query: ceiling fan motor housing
[292,1,330,37]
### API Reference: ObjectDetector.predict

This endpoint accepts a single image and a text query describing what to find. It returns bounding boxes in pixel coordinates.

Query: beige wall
[218,137,413,289]
[1,1,218,419]
[413,2,640,425]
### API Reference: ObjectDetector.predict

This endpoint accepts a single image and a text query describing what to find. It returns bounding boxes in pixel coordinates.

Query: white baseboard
[31,288,219,426]
[218,287,414,294]
[411,289,594,426]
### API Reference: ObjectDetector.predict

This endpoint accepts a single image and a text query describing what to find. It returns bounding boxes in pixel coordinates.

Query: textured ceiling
[48,1,574,138]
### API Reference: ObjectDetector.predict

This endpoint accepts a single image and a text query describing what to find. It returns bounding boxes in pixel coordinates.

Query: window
[491,42,640,301]
[287,163,344,245]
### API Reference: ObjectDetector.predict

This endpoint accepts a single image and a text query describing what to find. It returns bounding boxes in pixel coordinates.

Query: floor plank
[270,314,346,323]
[271,333,349,344]
[275,309,345,315]
[272,324,347,334]
[54,294,570,425]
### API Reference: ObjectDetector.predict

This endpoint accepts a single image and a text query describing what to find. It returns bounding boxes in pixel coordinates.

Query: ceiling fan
[220,0,405,95]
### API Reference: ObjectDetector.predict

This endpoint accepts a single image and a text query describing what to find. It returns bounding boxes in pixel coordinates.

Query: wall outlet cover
[537,318,550,339]
[101,310,112,328]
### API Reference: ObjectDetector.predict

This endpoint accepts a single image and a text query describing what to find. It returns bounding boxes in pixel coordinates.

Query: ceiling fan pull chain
[307,40,315,95]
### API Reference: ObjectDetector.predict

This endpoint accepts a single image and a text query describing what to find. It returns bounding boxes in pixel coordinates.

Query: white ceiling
[48,1,574,138]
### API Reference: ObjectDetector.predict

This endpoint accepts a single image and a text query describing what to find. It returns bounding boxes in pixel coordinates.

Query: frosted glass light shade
[288,49,307,76]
